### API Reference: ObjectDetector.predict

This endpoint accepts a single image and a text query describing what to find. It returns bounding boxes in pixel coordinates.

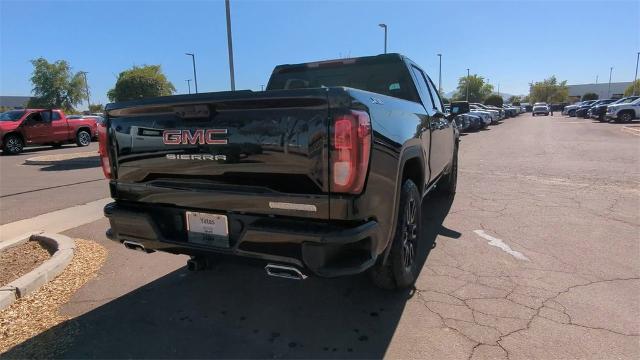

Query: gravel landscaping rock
[0,239,107,355]
[0,242,51,288]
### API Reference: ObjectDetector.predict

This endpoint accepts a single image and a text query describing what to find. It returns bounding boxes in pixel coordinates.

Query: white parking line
[0,198,111,243]
[473,230,530,261]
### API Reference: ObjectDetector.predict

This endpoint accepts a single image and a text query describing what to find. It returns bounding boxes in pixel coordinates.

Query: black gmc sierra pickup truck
[100,53,468,289]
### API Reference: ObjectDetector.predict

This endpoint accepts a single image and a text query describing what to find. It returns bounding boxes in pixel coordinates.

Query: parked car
[470,104,499,124]
[0,109,98,154]
[576,100,605,118]
[586,99,616,121]
[562,102,582,116]
[532,103,550,116]
[468,108,492,128]
[473,103,503,122]
[101,53,469,290]
[464,114,484,131]
[606,97,640,122]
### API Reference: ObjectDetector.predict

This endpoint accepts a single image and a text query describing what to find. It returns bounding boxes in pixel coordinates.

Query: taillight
[331,110,371,194]
[97,123,112,179]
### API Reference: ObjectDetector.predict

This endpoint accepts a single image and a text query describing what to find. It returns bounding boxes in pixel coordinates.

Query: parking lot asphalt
[0,143,108,225]
[1,114,639,359]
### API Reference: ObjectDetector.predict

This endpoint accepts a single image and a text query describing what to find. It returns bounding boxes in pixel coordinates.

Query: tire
[76,130,91,147]
[2,134,24,155]
[532,113,535,117]
[568,110,576,117]
[620,112,634,123]
[370,179,422,290]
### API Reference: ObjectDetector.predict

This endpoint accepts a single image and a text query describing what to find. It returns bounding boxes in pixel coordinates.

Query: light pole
[437,53,442,95]
[634,52,639,95]
[225,0,236,91]
[185,53,198,93]
[595,75,598,84]
[378,24,387,54]
[186,79,192,94]
[466,68,470,102]
[79,71,90,112]
[607,66,613,97]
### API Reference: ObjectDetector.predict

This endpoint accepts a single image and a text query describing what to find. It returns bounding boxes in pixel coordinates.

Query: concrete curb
[24,152,98,166]
[0,233,75,311]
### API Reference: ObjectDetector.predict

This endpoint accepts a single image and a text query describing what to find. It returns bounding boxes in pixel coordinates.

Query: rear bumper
[104,201,381,277]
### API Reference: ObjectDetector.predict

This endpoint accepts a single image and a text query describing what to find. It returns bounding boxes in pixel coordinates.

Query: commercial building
[567,82,632,101]
[0,96,33,109]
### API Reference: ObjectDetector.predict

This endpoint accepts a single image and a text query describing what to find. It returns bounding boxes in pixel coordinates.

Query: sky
[1,0,638,109]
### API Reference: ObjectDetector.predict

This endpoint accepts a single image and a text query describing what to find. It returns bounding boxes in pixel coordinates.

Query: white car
[470,104,499,123]
[606,97,640,122]
[468,110,492,127]
[532,103,550,116]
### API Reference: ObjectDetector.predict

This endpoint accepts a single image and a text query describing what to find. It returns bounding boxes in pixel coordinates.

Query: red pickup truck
[0,109,98,154]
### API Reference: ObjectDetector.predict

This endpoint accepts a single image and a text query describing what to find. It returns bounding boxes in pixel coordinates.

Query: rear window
[267,60,419,102]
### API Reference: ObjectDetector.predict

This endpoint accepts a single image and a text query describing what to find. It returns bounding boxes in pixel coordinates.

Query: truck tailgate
[106,89,330,218]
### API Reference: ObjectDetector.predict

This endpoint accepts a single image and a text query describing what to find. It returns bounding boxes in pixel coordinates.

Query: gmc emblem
[163,129,228,145]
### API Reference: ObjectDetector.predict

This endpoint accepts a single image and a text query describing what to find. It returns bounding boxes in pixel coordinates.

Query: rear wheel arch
[379,148,425,265]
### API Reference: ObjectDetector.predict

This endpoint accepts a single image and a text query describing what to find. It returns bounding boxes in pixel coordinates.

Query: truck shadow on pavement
[3,196,456,359]
[37,156,100,172]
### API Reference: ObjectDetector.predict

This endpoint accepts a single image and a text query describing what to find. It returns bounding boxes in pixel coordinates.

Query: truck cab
[0,109,98,154]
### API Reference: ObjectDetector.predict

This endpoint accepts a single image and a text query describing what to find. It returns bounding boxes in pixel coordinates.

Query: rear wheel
[76,130,91,147]
[2,134,24,155]
[370,179,422,290]
[568,110,576,117]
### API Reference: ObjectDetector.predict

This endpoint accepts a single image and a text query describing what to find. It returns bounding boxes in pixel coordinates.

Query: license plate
[185,211,229,248]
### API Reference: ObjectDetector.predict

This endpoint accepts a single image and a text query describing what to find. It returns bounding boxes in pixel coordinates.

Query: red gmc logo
[163,129,228,145]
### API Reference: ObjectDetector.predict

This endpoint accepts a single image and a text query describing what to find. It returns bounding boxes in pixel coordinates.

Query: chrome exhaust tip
[123,240,146,252]
[265,263,307,280]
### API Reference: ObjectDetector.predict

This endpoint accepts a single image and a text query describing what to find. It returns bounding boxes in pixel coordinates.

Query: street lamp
[225,0,236,91]
[378,24,387,54]
[186,79,192,94]
[437,53,442,95]
[466,68,470,101]
[634,52,639,96]
[185,53,198,93]
[79,71,90,112]
[607,66,613,97]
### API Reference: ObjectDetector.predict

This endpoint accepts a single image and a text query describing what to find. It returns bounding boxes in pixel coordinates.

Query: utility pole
[186,79,192,94]
[634,52,639,95]
[378,24,387,54]
[225,0,236,91]
[260,84,264,91]
[185,53,198,93]
[466,68,470,102]
[437,53,442,95]
[79,71,90,112]
[595,75,598,84]
[608,67,613,97]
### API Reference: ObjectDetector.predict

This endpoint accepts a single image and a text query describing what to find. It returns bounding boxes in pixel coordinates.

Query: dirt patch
[0,241,51,287]
[0,239,107,355]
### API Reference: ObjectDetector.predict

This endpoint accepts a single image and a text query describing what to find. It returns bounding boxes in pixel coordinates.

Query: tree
[453,75,493,103]
[484,94,504,107]
[623,80,640,96]
[521,95,530,103]
[108,65,175,102]
[508,95,521,105]
[89,104,104,113]
[581,92,598,101]
[529,76,569,103]
[27,58,85,111]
